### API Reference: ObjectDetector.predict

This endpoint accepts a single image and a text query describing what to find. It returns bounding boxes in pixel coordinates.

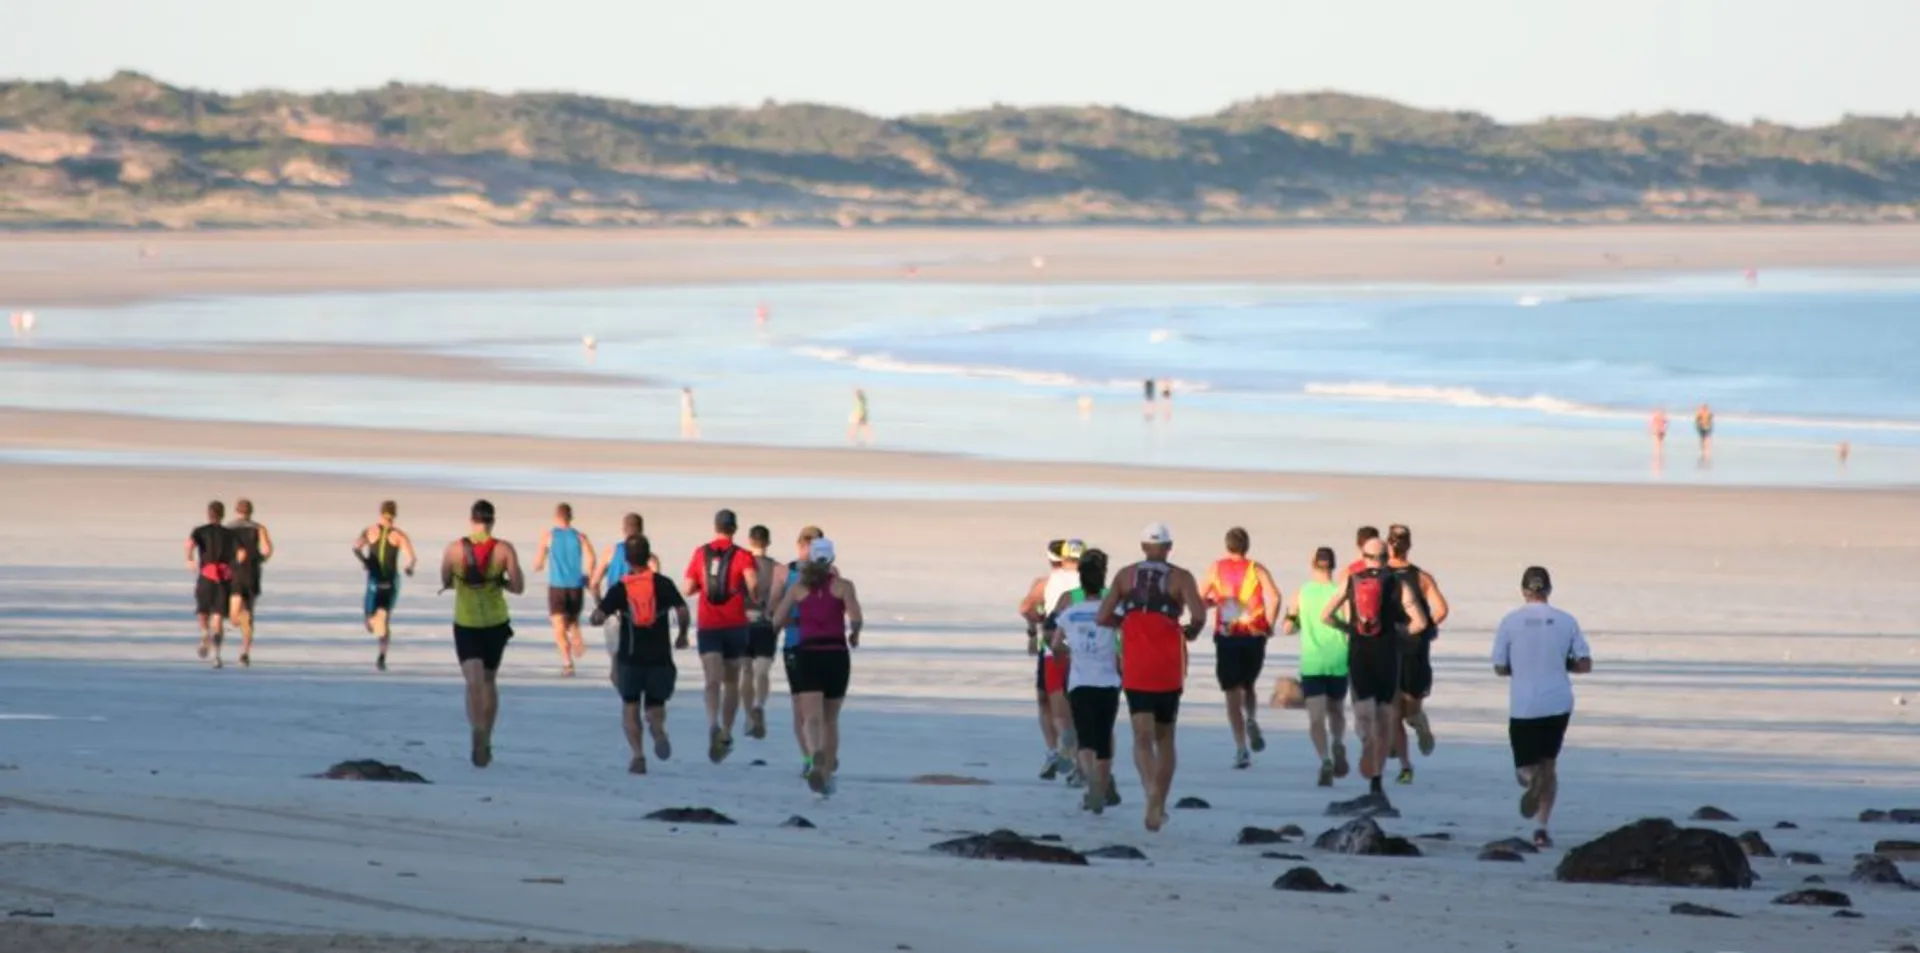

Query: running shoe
[1082,787,1101,814]
[748,708,767,740]
[806,759,828,794]
[1332,742,1351,779]
[822,774,838,797]
[212,657,224,670]
[239,654,250,669]
[1396,767,1414,785]
[1412,711,1436,756]
[1065,764,1087,788]
[1233,748,1252,770]
[1317,759,1335,787]
[196,639,210,660]
[800,756,813,780]
[1247,721,1266,753]
[1039,753,1061,781]
[1105,784,1122,807]
[628,756,647,775]
[1532,828,1553,849]
[1520,769,1548,819]
[708,726,727,764]
[653,732,672,761]
[376,653,387,672]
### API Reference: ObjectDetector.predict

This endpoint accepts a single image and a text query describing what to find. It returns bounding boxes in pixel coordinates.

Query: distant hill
[2,72,1918,229]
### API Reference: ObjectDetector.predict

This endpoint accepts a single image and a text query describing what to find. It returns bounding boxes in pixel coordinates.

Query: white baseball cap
[1141,523,1173,545]
[808,537,836,564]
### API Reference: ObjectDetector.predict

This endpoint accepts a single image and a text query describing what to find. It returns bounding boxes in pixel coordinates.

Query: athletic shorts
[747,622,779,660]
[614,662,676,708]
[1399,636,1434,699]
[194,578,230,617]
[1125,689,1182,726]
[1214,636,1268,691]
[1042,655,1068,694]
[1509,712,1571,769]
[788,650,850,700]
[1301,675,1349,700]
[547,587,585,622]
[1068,686,1121,760]
[697,626,749,660]
[1034,652,1048,694]
[229,583,258,612]
[364,578,398,617]
[1347,636,1401,704]
[453,623,513,671]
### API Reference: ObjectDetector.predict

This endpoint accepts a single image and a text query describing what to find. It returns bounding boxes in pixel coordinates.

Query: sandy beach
[2,228,1919,953]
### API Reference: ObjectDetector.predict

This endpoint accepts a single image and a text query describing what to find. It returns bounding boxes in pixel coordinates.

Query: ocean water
[4,270,1919,487]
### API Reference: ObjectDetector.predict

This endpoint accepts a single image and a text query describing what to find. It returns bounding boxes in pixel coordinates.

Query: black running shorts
[1509,712,1571,769]
[1125,689,1181,725]
[195,578,229,617]
[1399,634,1434,699]
[547,587,585,622]
[1347,635,1400,704]
[453,623,513,671]
[788,649,850,700]
[615,661,676,708]
[1068,686,1121,760]
[1214,636,1268,691]
[1301,675,1349,700]
[746,622,779,660]
[697,627,749,660]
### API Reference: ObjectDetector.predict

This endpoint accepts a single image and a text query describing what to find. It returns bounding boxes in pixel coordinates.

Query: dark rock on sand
[1272,866,1352,893]
[1670,902,1739,918]
[1860,808,1920,823]
[1478,848,1526,863]
[1849,853,1911,887]
[1736,830,1776,858]
[1554,818,1753,889]
[1782,851,1824,866]
[930,830,1088,866]
[1872,839,1920,861]
[1261,852,1308,861]
[1804,875,1826,884]
[1276,824,1306,838]
[1325,794,1401,819]
[318,760,429,783]
[1861,810,1888,823]
[1415,832,1453,841]
[1237,827,1295,846]
[1833,909,1865,919]
[1771,888,1852,907]
[1690,806,1738,822]
[1314,817,1422,858]
[1483,836,1541,855]
[1774,821,1799,830]
[781,815,817,829]
[1085,845,1148,861]
[1174,797,1210,810]
[645,807,737,825]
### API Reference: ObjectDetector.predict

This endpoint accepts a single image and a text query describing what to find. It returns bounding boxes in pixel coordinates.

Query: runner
[1022,539,1084,783]
[741,524,781,740]
[589,534,690,775]
[352,501,417,672]
[767,536,863,796]
[847,389,874,446]
[1492,566,1592,848]
[1201,527,1281,769]
[1386,524,1450,784]
[1335,525,1381,589]
[682,508,760,763]
[438,500,525,768]
[1096,523,1208,832]
[1016,540,1070,779]
[1045,548,1125,814]
[591,513,661,597]
[224,498,274,669]
[1282,546,1350,786]
[767,525,826,774]
[1695,403,1715,462]
[1319,537,1429,812]
[184,501,240,669]
[532,503,597,677]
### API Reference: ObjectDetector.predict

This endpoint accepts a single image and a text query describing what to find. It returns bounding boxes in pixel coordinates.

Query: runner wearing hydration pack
[740,524,781,741]
[185,500,239,669]
[225,498,274,669]
[589,534,690,775]
[1321,537,1428,812]
[1202,527,1281,770]
[1285,547,1351,787]
[439,500,525,768]
[353,501,417,672]
[682,508,760,764]
[533,503,597,677]
[1386,524,1450,786]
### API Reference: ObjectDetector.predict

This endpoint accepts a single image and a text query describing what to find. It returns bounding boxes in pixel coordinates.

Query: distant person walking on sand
[1839,441,1851,468]
[768,536,863,796]
[353,501,416,672]
[1142,378,1156,418]
[1320,536,1428,814]
[1694,403,1715,462]
[1046,548,1123,814]
[225,499,274,668]
[683,509,760,763]
[439,499,525,768]
[590,534,690,775]
[680,387,700,440]
[1493,566,1591,849]
[185,501,240,669]
[1201,527,1280,770]
[741,524,781,740]
[847,389,874,445]
[1097,523,1208,832]
[1650,407,1668,452]
[1284,546,1350,787]
[533,503,597,677]
[1160,381,1173,420]
[1386,524,1448,785]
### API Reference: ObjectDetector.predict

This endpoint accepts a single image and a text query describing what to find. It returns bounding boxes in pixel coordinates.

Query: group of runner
[1021,520,1590,843]
[183,499,275,669]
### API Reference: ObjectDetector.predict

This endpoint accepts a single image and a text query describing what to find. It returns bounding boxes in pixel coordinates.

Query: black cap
[1522,566,1552,594]
[714,508,738,533]
[471,499,496,524]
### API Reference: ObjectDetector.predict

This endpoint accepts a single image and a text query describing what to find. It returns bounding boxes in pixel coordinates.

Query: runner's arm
[1017,576,1047,623]
[590,546,614,593]
[1043,591,1072,655]
[183,534,198,569]
[739,554,760,612]
[1177,568,1207,640]
[1258,566,1282,631]
[257,524,275,563]
[439,541,459,591]
[1094,568,1129,628]
[578,531,597,583]
[588,581,624,627]
[1491,621,1512,677]
[1421,572,1450,628]
[1321,585,1351,632]
[1399,582,1430,636]
[532,534,549,572]
[1567,623,1593,674]
[841,579,863,648]
[1199,564,1221,605]
[768,585,800,638]
[500,542,526,596]
[765,569,791,622]
[397,530,417,575]
[350,528,368,556]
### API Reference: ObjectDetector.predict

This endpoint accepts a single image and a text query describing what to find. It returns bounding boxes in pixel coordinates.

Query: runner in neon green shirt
[1284,547,1351,787]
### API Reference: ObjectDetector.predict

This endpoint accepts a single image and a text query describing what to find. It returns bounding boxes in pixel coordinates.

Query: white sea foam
[1301,381,1920,433]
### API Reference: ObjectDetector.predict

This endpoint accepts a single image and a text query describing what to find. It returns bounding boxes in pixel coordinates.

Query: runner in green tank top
[439,500,525,768]
[1284,547,1352,787]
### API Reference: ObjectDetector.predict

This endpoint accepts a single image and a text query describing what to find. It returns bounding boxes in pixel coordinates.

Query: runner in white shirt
[1046,549,1123,814]
[1491,565,1592,849]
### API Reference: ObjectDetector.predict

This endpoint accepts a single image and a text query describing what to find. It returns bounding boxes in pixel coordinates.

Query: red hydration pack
[1349,569,1389,638]
[623,571,658,627]
[462,538,499,587]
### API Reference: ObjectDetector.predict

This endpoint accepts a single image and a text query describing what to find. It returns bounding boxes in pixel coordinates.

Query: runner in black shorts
[184,501,239,669]
[1385,524,1449,785]
[590,534,690,774]
[1321,537,1429,811]
[225,499,273,669]
[1125,689,1181,725]
[740,525,781,741]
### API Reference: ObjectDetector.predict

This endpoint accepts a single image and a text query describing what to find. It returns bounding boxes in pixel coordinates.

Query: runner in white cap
[769,536,863,796]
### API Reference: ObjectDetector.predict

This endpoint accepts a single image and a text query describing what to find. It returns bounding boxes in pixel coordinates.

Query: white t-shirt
[1053,600,1122,690]
[1491,601,1591,720]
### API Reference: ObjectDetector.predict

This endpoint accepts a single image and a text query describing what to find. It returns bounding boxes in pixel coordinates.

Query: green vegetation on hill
[1,72,1917,228]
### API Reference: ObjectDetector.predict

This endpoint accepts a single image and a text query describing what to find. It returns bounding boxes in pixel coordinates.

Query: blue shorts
[1301,675,1349,701]
[697,627,749,660]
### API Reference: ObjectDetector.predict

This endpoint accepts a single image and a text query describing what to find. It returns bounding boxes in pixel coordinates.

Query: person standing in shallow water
[1694,403,1715,463]
[439,499,525,768]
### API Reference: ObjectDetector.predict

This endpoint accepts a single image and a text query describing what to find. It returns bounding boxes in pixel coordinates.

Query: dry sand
[5,224,1920,306]
[2,416,1919,953]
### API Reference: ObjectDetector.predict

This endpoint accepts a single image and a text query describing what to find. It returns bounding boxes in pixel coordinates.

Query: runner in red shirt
[683,509,760,763]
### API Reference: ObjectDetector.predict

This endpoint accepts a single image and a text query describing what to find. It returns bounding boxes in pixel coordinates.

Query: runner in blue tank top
[765,525,826,775]
[533,502,597,677]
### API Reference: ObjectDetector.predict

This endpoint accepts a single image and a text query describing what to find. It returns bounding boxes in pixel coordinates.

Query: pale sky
[4,0,1916,125]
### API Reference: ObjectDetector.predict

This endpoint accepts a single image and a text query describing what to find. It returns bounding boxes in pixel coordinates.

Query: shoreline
[4,224,1918,307]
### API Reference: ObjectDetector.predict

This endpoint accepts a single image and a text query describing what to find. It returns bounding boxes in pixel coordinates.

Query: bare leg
[567,619,585,660]
[720,658,743,737]
[550,614,573,673]
[1535,759,1560,831]
[229,596,254,661]
[1306,696,1330,760]
[1130,713,1159,829]
[700,652,725,731]
[791,684,810,760]
[372,609,391,666]
[621,702,645,761]
[461,659,498,766]
[1393,695,1413,773]
[753,658,774,718]
[196,613,212,657]
[1225,686,1248,751]
[1049,691,1075,755]
[1353,703,1382,780]
[1036,693,1059,751]
[1154,723,1178,819]
[207,613,226,666]
[1328,697,1348,749]
[646,705,670,756]
[821,696,844,777]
